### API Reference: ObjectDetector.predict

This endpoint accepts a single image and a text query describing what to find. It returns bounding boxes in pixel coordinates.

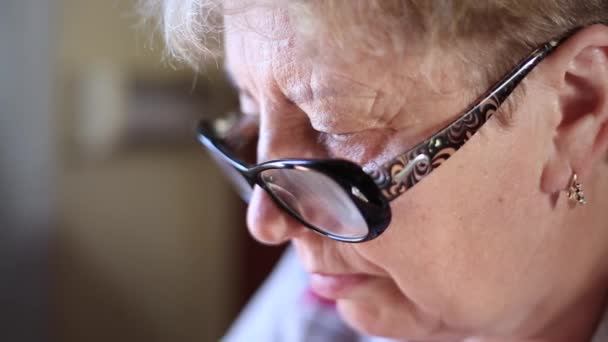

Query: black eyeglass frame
[197,28,581,243]
[198,120,392,242]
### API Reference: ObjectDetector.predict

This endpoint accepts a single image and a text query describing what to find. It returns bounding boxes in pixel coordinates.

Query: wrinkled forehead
[225,8,378,131]
[223,5,472,133]
[225,6,387,128]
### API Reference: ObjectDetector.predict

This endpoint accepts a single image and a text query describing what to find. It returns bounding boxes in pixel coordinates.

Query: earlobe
[541,24,608,192]
[540,147,572,195]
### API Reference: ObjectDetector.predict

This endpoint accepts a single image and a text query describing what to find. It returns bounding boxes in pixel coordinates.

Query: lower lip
[309,273,369,299]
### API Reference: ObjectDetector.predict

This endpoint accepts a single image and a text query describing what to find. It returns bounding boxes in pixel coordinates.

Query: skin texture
[224,6,608,342]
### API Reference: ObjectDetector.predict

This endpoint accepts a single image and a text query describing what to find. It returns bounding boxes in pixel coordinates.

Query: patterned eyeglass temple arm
[367,33,574,202]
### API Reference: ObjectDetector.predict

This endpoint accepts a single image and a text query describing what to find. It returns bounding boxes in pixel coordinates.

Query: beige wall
[55,1,243,341]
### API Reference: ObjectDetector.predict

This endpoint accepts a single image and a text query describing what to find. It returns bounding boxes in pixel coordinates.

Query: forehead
[223,6,472,132]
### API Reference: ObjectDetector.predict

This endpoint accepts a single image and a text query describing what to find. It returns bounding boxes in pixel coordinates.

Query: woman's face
[224,7,601,340]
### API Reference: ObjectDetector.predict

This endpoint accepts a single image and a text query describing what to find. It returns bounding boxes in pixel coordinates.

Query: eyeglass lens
[259,168,369,239]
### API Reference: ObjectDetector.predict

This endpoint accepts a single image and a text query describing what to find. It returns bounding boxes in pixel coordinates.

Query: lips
[309,273,370,299]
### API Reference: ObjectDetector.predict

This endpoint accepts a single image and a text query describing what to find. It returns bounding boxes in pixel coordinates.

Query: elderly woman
[144,1,608,341]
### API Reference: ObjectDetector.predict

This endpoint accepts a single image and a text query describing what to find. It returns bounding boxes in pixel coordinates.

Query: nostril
[246,186,306,245]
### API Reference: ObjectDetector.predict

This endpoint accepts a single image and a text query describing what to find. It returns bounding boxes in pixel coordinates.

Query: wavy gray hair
[140,0,608,83]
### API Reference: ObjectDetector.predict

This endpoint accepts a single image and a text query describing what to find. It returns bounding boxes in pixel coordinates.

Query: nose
[246,185,308,245]
[245,103,323,244]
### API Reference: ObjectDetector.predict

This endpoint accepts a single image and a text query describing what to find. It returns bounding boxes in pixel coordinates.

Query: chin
[336,300,392,338]
[336,298,455,341]
[336,299,415,340]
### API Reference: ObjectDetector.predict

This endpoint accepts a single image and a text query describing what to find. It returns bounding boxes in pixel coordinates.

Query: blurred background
[1,1,283,341]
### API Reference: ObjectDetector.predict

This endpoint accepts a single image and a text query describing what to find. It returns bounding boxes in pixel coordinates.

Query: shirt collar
[592,304,608,342]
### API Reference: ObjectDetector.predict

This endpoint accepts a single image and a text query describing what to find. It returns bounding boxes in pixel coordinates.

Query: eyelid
[326,131,359,140]
[311,122,364,136]
[321,126,398,144]
[316,130,365,147]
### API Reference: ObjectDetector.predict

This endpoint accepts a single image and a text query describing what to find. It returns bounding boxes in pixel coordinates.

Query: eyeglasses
[196,30,575,243]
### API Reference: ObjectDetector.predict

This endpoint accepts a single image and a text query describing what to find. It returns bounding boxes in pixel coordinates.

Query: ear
[541,24,608,195]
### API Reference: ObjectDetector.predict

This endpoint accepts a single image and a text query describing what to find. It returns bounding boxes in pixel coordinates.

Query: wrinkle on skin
[272,56,385,134]
[307,67,379,132]
[270,43,314,107]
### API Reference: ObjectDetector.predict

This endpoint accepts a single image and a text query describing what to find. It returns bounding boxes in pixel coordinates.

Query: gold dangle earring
[568,173,586,205]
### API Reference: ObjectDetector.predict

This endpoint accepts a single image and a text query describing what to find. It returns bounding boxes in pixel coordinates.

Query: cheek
[353,121,559,333]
